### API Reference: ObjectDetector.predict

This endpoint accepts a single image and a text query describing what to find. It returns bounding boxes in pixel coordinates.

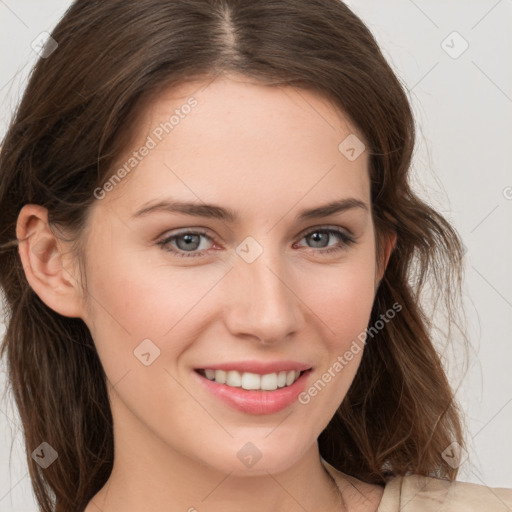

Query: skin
[17,74,395,512]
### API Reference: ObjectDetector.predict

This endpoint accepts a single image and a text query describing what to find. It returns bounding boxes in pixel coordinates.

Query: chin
[197,434,312,477]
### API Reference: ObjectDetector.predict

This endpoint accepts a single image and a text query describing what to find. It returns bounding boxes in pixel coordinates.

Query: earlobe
[16,204,85,318]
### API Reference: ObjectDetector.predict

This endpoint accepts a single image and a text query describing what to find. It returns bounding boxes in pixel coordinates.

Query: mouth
[194,368,309,391]
[193,366,313,415]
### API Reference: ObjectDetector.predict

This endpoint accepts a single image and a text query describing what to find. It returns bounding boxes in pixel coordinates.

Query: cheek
[81,244,229,377]
[295,254,376,401]
[302,256,377,342]
[296,269,374,414]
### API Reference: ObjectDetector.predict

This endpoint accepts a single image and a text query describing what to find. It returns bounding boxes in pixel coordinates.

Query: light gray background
[1,1,511,510]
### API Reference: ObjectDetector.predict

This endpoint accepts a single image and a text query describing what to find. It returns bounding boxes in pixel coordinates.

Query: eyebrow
[132,197,368,222]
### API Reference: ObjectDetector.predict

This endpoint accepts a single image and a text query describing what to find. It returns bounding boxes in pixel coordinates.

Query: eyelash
[156,226,356,259]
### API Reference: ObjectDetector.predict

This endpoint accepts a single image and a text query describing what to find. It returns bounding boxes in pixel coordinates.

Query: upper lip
[195,360,312,374]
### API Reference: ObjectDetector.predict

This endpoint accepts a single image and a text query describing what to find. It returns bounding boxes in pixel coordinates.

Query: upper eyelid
[300,225,353,237]
[158,224,352,238]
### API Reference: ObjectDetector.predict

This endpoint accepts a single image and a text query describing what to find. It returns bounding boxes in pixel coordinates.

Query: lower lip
[193,370,311,415]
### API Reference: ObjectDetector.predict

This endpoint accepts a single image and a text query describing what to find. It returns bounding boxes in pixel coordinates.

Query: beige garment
[378,474,512,511]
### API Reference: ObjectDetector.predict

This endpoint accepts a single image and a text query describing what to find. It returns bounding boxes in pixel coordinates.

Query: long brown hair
[0,0,466,510]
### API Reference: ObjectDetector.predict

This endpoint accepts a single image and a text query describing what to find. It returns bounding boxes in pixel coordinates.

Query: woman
[0,1,510,511]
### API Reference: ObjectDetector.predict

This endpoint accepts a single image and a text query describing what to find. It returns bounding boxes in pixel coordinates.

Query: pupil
[310,232,327,247]
[178,234,200,250]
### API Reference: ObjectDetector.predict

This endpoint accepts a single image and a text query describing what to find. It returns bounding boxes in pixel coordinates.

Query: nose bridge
[225,242,302,343]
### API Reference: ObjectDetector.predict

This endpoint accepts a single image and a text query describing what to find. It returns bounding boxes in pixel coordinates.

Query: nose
[222,248,304,345]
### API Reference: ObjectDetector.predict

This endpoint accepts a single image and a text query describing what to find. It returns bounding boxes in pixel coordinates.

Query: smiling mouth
[195,368,310,391]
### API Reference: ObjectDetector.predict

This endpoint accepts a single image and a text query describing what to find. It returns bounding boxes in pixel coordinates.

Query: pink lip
[193,368,312,415]
[195,360,312,374]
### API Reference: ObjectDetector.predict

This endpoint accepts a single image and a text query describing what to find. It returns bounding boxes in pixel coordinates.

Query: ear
[376,230,397,285]
[16,204,85,318]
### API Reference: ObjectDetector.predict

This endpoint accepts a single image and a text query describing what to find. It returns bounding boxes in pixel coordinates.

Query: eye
[157,230,214,258]
[294,227,355,255]
[157,226,356,259]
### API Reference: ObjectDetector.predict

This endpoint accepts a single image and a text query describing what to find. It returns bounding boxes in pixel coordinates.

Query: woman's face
[79,74,385,476]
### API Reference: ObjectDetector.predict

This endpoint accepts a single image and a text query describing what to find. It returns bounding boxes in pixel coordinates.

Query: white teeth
[214,369,226,384]
[260,373,278,390]
[203,369,302,390]
[286,370,296,386]
[241,372,261,390]
[226,370,242,387]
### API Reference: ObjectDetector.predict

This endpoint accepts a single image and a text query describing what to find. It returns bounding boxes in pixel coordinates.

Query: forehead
[99,74,370,216]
